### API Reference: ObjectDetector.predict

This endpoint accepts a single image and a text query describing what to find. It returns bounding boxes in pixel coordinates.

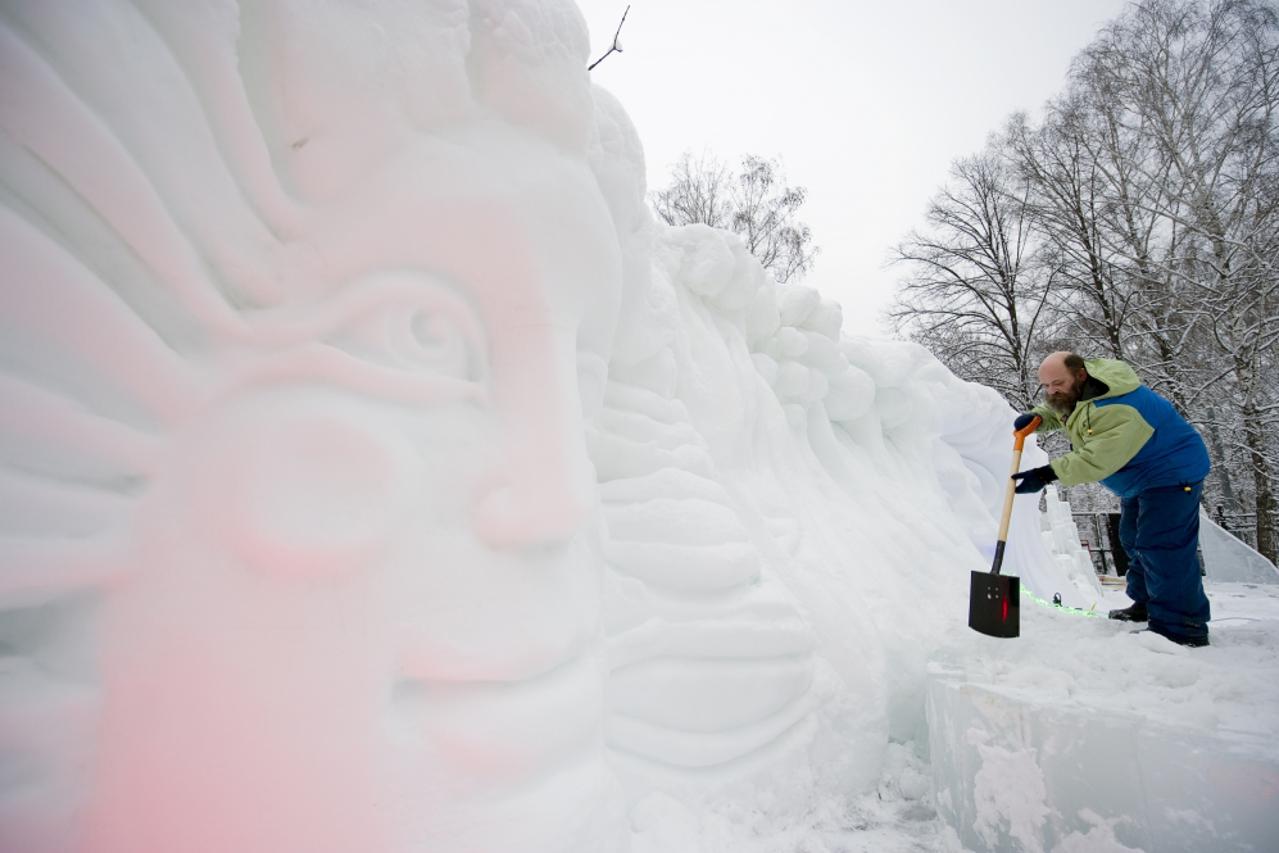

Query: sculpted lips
[387,618,604,790]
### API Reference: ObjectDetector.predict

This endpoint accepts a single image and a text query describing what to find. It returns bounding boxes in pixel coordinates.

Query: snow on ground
[1,2,1277,852]
[929,580,1279,853]
[942,583,1279,741]
[628,581,1279,852]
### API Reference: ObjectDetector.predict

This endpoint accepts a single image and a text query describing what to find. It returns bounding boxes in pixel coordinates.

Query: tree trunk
[1241,402,1278,563]
[1204,407,1238,512]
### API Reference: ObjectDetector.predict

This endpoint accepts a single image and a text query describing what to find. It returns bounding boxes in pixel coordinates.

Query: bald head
[1038,351,1080,381]
[1040,351,1088,415]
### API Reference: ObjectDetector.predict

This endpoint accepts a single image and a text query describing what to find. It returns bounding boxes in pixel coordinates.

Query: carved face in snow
[0,2,621,852]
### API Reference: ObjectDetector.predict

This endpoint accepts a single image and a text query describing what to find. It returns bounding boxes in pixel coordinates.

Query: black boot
[1147,625,1209,647]
[1108,602,1148,622]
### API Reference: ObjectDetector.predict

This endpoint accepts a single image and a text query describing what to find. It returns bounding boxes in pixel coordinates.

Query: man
[1011,352,1212,647]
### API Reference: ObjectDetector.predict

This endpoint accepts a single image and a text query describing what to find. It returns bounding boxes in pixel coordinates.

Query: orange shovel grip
[1012,415,1042,450]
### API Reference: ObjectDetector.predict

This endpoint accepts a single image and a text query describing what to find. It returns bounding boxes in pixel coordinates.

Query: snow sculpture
[1,2,625,851]
[594,247,824,787]
[1039,486,1105,607]
[586,93,829,795]
[1,1,1080,851]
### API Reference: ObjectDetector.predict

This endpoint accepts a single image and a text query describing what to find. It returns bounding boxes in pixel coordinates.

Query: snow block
[926,665,1279,852]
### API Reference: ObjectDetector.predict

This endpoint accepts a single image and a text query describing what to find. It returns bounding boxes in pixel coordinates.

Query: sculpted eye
[402,307,480,382]
[313,272,490,402]
[186,273,490,582]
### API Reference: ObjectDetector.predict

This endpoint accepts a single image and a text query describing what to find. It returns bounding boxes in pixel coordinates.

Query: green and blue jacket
[1031,358,1210,498]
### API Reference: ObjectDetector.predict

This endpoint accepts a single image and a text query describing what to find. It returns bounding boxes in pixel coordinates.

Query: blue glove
[1012,465,1057,494]
[1013,412,1038,431]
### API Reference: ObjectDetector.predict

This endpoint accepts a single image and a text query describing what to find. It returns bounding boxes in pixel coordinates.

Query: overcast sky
[576,0,1133,336]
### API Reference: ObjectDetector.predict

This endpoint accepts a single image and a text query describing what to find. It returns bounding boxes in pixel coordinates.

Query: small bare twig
[588,5,630,71]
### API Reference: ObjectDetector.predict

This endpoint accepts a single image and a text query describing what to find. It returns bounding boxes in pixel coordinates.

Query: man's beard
[1047,376,1086,416]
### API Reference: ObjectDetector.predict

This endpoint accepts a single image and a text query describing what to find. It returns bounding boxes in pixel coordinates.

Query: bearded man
[1011,352,1213,647]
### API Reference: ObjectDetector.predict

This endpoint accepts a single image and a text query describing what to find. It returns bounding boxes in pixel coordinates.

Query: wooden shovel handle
[992,415,1043,574]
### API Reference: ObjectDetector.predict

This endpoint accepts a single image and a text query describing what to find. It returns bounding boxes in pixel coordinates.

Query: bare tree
[651,152,734,231]
[1006,104,1135,362]
[892,0,1279,561]
[1081,0,1279,558]
[652,152,819,283]
[890,146,1053,410]
[1007,86,1204,412]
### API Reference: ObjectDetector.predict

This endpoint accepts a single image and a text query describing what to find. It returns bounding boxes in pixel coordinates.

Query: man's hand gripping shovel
[968,415,1042,638]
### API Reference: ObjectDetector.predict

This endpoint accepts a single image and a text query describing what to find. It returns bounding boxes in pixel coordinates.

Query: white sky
[576,0,1133,336]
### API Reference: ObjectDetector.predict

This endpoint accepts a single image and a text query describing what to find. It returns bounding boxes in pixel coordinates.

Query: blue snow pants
[1119,481,1211,642]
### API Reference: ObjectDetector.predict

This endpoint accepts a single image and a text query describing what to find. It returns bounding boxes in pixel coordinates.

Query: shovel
[968,415,1042,638]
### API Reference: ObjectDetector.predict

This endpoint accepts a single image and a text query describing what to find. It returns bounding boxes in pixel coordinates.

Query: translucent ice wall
[0,2,1071,850]
[1200,514,1279,583]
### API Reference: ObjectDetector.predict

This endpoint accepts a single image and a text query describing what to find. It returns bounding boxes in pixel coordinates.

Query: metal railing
[1072,510,1272,575]
[1208,511,1264,551]
[1071,512,1124,576]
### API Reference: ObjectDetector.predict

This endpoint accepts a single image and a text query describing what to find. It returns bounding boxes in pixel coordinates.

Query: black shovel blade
[968,571,1020,638]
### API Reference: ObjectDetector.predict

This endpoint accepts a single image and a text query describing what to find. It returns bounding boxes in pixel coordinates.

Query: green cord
[1019,583,1102,618]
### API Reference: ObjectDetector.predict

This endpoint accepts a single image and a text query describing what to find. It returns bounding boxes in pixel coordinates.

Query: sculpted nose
[470,326,595,550]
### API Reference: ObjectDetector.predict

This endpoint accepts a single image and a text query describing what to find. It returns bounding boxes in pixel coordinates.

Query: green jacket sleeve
[1048,403,1153,486]
[1030,404,1064,433]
